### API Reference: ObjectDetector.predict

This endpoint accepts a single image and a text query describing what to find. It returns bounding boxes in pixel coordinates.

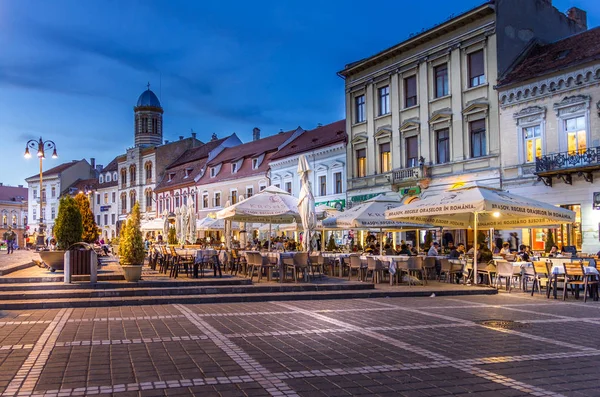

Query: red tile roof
[63,178,98,196]
[498,27,600,87]
[271,120,346,160]
[168,137,228,168]
[26,160,82,180]
[198,130,296,185]
[0,185,27,202]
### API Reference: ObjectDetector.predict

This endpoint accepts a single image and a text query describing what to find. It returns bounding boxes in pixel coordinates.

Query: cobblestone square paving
[1,294,599,396]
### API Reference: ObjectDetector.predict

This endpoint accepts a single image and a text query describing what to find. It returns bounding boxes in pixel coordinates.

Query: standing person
[3,227,16,254]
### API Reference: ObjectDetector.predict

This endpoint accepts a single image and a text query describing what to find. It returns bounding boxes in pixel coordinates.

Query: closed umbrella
[188,203,197,243]
[385,185,576,284]
[297,155,316,252]
[162,210,169,238]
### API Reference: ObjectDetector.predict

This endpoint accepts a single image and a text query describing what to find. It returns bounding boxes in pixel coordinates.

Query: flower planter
[39,250,66,272]
[121,264,143,282]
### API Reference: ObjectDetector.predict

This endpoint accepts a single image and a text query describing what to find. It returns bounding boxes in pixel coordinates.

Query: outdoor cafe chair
[366,257,385,284]
[348,254,363,281]
[309,253,325,279]
[531,261,550,296]
[477,260,495,286]
[521,264,536,292]
[494,260,514,292]
[423,257,437,280]
[284,252,309,283]
[404,256,426,286]
[563,262,598,302]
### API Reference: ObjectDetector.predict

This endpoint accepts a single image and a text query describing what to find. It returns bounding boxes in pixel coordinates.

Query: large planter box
[121,265,143,282]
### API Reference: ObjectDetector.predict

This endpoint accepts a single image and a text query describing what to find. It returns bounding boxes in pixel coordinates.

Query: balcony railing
[535,147,600,174]
[392,165,429,184]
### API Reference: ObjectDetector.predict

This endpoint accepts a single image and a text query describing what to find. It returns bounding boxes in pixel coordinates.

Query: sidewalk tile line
[53,334,209,347]
[173,304,299,397]
[273,301,567,397]
[0,321,52,327]
[2,308,72,397]
[369,299,595,351]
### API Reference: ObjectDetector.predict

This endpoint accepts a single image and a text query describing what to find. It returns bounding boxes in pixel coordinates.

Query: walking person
[3,227,17,254]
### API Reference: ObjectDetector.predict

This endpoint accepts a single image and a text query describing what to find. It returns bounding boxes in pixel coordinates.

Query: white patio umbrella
[322,194,428,250]
[385,185,576,284]
[298,155,317,252]
[217,186,301,250]
[140,217,164,231]
[187,203,197,243]
[162,210,169,238]
[181,204,190,244]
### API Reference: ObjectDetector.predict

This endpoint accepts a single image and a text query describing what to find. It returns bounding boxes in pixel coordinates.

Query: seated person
[449,243,465,259]
[479,244,494,264]
[383,244,394,255]
[517,244,530,262]
[408,244,418,256]
[548,244,559,257]
[427,242,440,256]
[397,244,411,256]
[499,242,511,257]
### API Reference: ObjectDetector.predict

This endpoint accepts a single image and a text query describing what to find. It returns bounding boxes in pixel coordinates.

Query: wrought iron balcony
[392,165,430,185]
[535,147,600,186]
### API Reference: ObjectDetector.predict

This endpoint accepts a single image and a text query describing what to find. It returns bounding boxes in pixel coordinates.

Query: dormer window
[106,174,111,182]
[210,167,216,178]
[252,158,258,169]
[232,163,238,173]
[99,175,104,184]
[184,168,192,178]
[113,172,118,181]
[168,172,175,182]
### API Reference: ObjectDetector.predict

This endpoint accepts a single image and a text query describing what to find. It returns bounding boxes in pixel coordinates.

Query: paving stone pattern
[0,294,600,396]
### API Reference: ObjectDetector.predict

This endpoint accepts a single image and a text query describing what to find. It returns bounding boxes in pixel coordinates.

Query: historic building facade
[24,159,96,237]
[498,27,600,253]
[93,157,120,239]
[0,184,28,248]
[338,0,586,205]
[269,120,347,211]
[116,86,202,227]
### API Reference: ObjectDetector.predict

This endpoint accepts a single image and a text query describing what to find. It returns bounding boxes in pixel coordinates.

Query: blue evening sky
[0,0,598,186]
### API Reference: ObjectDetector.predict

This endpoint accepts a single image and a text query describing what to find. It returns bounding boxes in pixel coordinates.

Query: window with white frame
[51,207,56,220]
[434,63,449,98]
[104,214,108,226]
[214,192,221,207]
[319,175,326,196]
[565,115,587,154]
[259,184,266,192]
[334,172,342,194]
[230,190,238,204]
[51,186,56,198]
[104,193,109,204]
[202,193,209,208]
[468,50,485,87]
[210,168,216,177]
[378,86,390,115]
[33,209,36,220]
[524,125,542,163]
[355,94,365,123]
[285,182,292,194]
[99,175,104,184]
[231,163,238,173]
[33,189,37,199]
[246,187,253,198]
[252,158,258,169]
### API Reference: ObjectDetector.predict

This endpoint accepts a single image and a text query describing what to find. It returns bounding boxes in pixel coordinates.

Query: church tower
[134,83,163,147]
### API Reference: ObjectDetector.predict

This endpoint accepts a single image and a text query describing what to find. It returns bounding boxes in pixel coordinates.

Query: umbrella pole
[268,220,272,251]
[473,212,479,286]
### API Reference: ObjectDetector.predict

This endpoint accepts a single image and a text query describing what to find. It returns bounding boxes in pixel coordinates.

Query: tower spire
[147,81,151,90]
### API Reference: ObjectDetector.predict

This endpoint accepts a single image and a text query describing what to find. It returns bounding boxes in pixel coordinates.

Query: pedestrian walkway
[0,250,38,276]
[1,294,599,396]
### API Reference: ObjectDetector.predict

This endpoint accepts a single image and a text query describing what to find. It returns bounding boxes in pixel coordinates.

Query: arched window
[130,190,136,209]
[175,192,180,208]
[11,214,17,226]
[121,169,127,188]
[166,197,171,211]
[113,172,118,181]
[23,216,27,226]
[106,173,111,182]
[145,161,153,182]
[159,199,163,214]
[145,189,153,211]
[121,192,127,214]
[99,175,104,184]
[129,165,137,184]
[183,193,188,206]
[1,211,7,226]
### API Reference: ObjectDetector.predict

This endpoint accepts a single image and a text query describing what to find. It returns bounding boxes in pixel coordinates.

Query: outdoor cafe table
[242,251,297,282]
[321,253,351,277]
[547,261,600,299]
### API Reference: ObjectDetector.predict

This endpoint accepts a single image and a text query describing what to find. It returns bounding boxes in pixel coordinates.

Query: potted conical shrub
[118,202,145,282]
[40,196,83,271]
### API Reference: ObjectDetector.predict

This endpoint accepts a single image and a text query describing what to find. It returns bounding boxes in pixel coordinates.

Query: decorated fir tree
[75,193,98,243]
[54,196,83,250]
[118,202,145,266]
[167,226,177,244]
[326,234,337,251]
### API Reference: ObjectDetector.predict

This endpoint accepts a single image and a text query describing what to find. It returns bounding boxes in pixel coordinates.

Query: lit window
[565,116,586,155]
[379,143,391,173]
[214,192,221,207]
[203,194,209,208]
[356,149,366,177]
[231,190,237,204]
[524,125,542,163]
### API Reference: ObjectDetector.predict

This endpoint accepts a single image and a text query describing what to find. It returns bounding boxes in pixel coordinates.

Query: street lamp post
[25,137,58,247]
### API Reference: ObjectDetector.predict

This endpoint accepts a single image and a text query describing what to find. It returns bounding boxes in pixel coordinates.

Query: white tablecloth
[550,264,599,275]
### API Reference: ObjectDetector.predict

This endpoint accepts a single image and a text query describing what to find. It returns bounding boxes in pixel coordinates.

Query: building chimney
[252,127,261,141]
[96,165,103,173]
[18,185,23,188]
[179,135,184,141]
[90,158,95,170]
[165,140,169,144]
[567,7,587,30]
[0,183,3,186]
[317,123,323,127]
[211,133,218,141]
[191,132,197,139]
